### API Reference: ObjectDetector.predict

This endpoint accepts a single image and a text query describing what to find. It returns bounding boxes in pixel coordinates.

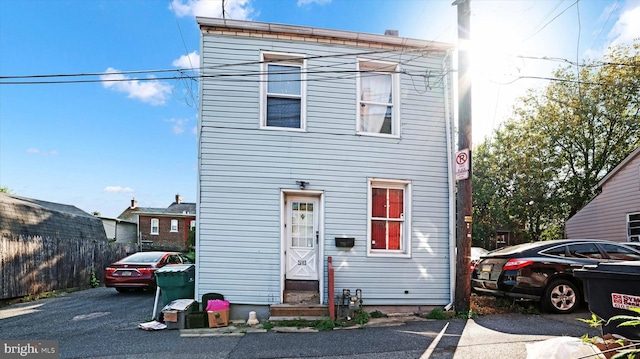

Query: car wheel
[543,279,580,314]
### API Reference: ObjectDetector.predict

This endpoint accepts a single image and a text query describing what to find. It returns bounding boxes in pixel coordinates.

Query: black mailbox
[335,237,355,248]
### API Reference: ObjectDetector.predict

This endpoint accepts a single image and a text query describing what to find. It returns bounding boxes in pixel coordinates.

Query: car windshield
[120,252,165,263]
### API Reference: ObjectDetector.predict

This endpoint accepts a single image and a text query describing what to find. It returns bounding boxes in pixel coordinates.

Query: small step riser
[270,307,329,317]
[284,291,319,305]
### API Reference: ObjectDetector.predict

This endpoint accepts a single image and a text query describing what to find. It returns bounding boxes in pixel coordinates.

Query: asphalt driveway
[0,287,601,358]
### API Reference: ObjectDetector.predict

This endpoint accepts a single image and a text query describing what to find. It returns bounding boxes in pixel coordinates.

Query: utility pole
[453,0,472,313]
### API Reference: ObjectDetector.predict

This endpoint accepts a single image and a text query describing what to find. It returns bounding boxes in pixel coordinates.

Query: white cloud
[27,148,58,155]
[608,4,640,46]
[297,0,331,6]
[166,118,190,135]
[100,67,172,106]
[173,51,200,71]
[103,186,134,194]
[169,0,253,20]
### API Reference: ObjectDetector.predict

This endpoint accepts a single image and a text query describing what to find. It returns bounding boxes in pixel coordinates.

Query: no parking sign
[455,148,470,180]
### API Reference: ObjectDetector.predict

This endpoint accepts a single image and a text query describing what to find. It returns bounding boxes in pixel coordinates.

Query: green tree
[473,40,640,244]
[0,186,12,194]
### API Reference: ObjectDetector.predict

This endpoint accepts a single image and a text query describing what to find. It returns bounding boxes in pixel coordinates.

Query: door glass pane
[601,243,640,261]
[291,201,314,248]
[567,243,602,259]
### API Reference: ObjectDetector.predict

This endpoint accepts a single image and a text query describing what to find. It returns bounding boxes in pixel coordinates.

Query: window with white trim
[368,179,411,257]
[628,212,640,242]
[260,52,306,130]
[170,219,178,232]
[357,60,400,136]
[190,220,196,230]
[150,218,159,235]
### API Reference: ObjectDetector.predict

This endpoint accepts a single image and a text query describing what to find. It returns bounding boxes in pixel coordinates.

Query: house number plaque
[298,260,307,265]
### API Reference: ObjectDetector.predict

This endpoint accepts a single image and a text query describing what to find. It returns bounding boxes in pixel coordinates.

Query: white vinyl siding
[198,29,453,306]
[566,152,640,242]
[150,218,159,235]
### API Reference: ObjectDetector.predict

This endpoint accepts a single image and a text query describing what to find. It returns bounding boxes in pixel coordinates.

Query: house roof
[0,192,106,239]
[196,17,454,51]
[597,146,640,188]
[117,202,196,220]
[0,192,95,218]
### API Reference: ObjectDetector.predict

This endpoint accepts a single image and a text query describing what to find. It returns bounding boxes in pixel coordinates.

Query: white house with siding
[195,17,456,320]
[565,146,640,243]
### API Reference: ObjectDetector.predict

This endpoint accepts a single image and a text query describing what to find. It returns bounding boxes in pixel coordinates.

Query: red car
[105,251,193,292]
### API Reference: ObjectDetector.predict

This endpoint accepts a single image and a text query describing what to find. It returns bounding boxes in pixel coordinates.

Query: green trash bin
[155,264,195,306]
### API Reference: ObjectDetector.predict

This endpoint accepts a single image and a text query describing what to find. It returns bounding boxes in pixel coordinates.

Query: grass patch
[369,310,387,318]
[470,294,540,315]
[425,308,449,320]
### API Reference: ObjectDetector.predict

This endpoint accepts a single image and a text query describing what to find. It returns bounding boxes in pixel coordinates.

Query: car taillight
[105,267,115,275]
[139,268,154,274]
[503,259,533,270]
[470,262,478,272]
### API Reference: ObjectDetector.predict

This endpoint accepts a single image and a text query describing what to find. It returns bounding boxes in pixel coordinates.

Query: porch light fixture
[296,181,309,190]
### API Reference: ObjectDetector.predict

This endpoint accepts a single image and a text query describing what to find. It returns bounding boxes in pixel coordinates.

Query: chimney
[175,194,182,204]
[384,29,399,37]
[130,198,137,209]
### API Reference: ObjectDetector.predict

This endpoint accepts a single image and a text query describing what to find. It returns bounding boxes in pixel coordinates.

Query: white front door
[285,197,319,280]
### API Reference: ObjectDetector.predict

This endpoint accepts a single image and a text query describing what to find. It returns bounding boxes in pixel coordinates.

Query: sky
[1,0,638,218]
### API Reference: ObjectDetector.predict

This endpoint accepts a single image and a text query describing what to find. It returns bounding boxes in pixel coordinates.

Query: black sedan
[471,239,640,314]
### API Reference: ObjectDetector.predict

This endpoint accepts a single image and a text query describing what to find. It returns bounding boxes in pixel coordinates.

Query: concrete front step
[283,290,320,304]
[269,304,329,318]
[268,315,327,322]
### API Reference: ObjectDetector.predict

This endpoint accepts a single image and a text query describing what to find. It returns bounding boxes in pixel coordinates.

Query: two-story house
[118,195,196,249]
[195,18,456,320]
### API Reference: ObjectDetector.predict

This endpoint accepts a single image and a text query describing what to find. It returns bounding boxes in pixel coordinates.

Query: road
[0,287,601,358]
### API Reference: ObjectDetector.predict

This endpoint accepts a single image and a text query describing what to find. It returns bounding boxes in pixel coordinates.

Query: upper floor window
[357,60,400,137]
[150,218,159,235]
[170,219,178,232]
[367,178,411,257]
[260,52,306,131]
[190,220,196,230]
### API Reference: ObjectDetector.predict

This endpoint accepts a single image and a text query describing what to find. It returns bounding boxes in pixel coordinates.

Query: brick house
[118,194,196,249]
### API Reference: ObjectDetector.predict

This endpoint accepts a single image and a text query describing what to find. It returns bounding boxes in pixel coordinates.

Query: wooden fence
[0,234,136,300]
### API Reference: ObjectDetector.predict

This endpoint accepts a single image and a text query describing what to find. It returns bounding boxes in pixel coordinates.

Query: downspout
[194,26,205,302]
[443,49,456,310]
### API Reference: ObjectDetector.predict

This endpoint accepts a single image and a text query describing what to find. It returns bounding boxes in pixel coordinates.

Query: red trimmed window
[371,187,404,250]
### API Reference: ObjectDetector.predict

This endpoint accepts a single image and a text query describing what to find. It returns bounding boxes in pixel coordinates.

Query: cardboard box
[161,299,196,330]
[207,309,229,328]
[163,310,178,322]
